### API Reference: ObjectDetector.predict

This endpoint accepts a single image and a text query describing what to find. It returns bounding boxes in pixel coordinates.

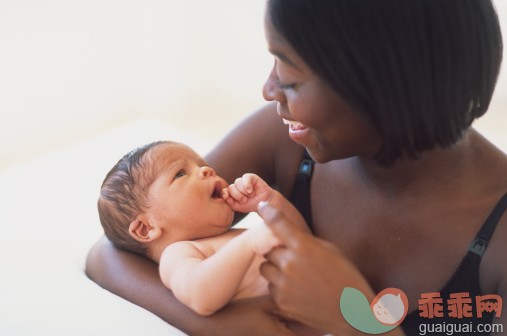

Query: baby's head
[98,141,233,261]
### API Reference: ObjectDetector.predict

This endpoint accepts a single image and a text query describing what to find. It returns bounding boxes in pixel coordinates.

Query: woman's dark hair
[268,0,503,164]
[97,141,167,255]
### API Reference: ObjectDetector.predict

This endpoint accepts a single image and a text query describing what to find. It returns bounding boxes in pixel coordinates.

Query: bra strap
[289,150,315,233]
[468,192,507,257]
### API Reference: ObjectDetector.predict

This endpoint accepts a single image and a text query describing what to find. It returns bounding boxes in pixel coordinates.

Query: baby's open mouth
[211,181,222,199]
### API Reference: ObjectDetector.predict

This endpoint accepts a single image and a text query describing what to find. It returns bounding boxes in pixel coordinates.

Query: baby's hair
[98,141,169,255]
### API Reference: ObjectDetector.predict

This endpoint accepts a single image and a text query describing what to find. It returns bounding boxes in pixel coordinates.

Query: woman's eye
[274,60,298,90]
[277,80,296,90]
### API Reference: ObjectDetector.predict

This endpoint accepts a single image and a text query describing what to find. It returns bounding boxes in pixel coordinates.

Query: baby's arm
[159,227,278,316]
[223,173,312,234]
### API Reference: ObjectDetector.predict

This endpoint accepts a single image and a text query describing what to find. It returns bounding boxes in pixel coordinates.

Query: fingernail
[258,201,268,211]
[258,201,275,216]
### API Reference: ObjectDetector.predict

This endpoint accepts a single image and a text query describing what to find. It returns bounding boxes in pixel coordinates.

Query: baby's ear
[128,215,162,243]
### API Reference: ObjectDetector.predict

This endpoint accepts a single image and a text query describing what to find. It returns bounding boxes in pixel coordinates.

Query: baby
[97,140,307,316]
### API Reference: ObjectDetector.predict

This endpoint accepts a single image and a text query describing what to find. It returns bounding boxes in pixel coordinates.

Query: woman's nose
[199,166,216,179]
[262,64,286,103]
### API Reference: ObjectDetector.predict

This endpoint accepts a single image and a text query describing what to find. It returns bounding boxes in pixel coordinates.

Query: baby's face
[146,143,233,242]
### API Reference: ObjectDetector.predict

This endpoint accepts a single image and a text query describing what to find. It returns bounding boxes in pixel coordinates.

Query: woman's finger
[257,202,306,248]
[260,259,281,284]
[263,245,288,270]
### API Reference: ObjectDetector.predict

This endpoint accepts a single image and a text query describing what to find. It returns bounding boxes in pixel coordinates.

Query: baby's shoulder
[162,240,209,261]
[166,229,248,259]
[195,229,247,255]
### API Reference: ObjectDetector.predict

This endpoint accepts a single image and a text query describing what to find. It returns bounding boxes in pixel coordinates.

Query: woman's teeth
[283,119,307,131]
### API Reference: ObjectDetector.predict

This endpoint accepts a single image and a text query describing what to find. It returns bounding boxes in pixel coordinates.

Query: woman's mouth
[283,118,307,131]
[282,118,310,144]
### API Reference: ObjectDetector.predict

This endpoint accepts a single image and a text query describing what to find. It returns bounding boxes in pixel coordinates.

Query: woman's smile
[282,118,311,144]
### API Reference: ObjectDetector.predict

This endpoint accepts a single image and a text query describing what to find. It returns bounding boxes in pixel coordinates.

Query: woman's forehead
[264,14,307,74]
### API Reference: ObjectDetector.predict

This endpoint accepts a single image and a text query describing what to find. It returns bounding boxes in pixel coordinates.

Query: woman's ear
[128,214,162,243]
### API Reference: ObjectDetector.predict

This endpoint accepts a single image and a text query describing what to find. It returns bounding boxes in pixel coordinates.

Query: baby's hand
[222,173,274,213]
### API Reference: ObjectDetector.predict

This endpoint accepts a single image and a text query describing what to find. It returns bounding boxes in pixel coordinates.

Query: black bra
[288,151,507,335]
[402,192,507,334]
[288,150,315,233]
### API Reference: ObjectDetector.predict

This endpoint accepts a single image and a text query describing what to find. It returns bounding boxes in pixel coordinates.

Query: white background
[0,0,506,172]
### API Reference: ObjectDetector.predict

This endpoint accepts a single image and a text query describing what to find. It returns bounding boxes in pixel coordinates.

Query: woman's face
[262,13,381,163]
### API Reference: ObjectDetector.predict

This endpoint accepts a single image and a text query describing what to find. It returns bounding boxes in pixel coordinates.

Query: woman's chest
[306,166,491,311]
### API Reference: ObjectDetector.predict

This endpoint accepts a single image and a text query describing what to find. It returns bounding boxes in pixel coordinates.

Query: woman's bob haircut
[268,0,503,164]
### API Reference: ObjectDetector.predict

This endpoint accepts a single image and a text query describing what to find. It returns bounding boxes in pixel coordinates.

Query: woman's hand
[257,202,377,335]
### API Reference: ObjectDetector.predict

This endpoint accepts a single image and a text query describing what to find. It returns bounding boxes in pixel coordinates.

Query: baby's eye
[174,170,186,179]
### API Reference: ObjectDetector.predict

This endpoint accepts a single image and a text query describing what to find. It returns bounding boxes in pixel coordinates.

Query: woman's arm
[85,103,303,334]
[86,236,293,335]
[85,237,205,332]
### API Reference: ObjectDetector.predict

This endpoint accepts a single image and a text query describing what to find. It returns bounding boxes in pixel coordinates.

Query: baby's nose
[199,166,216,178]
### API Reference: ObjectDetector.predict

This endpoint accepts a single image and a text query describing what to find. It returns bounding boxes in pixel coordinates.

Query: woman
[86,0,507,334]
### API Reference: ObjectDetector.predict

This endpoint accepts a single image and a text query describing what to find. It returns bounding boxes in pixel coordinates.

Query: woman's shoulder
[471,130,507,299]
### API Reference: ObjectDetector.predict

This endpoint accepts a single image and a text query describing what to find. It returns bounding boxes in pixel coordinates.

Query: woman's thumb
[257,201,301,246]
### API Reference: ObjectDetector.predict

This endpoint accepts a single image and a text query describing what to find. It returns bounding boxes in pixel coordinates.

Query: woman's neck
[351,129,479,199]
